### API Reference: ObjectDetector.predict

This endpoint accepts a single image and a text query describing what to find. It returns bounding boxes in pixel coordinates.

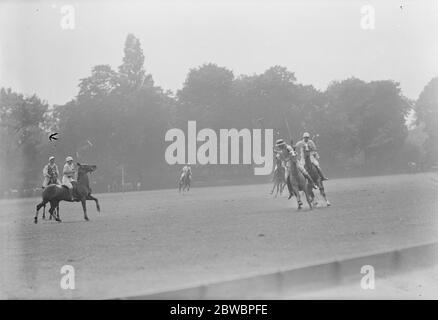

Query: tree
[177,63,235,129]
[54,34,173,191]
[231,66,320,140]
[0,88,49,191]
[415,76,438,166]
[118,34,153,92]
[78,65,119,101]
[323,78,410,172]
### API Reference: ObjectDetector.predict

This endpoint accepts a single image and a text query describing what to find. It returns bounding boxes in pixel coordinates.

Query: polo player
[274,139,316,196]
[42,156,60,188]
[181,163,192,182]
[62,156,76,201]
[295,132,328,181]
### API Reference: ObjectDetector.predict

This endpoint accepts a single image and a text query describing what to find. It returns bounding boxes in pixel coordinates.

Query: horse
[42,174,60,220]
[179,172,191,193]
[302,145,331,207]
[34,163,100,224]
[287,152,314,210]
[408,161,418,174]
[270,159,286,197]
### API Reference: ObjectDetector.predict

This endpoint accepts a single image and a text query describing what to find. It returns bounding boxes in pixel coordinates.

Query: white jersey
[62,163,76,188]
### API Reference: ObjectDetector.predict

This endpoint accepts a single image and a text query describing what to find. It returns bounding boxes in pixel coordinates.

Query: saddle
[61,182,80,199]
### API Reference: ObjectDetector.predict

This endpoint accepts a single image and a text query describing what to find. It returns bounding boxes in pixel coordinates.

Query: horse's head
[289,149,298,164]
[77,163,97,175]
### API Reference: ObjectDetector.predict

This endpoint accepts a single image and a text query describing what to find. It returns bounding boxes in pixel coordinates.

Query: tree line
[1,34,437,196]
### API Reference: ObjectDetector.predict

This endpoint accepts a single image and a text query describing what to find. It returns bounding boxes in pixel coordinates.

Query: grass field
[1,173,437,299]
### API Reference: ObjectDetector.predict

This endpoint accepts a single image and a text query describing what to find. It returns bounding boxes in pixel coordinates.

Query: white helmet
[303,132,310,138]
[66,156,73,162]
[49,156,55,161]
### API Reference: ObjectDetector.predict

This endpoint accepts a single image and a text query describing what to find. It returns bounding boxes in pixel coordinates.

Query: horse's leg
[48,202,54,220]
[56,202,61,220]
[81,198,89,221]
[50,201,61,222]
[48,202,55,221]
[270,181,276,195]
[48,203,53,220]
[43,203,46,220]
[35,201,47,224]
[319,183,330,206]
[87,194,100,212]
[312,180,320,207]
[304,186,313,210]
[280,181,285,195]
[287,176,294,199]
[293,185,302,209]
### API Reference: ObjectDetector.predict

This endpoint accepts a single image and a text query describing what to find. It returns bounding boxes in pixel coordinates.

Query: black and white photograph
[1,0,438,304]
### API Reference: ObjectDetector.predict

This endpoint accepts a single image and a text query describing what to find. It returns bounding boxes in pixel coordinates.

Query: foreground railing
[116,242,438,299]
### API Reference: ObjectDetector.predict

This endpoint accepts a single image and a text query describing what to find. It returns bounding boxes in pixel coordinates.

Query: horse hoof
[85,217,89,221]
[56,219,62,223]
[34,218,38,224]
[327,203,331,207]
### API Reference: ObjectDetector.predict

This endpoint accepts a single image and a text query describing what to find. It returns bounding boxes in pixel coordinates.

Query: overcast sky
[1,0,437,105]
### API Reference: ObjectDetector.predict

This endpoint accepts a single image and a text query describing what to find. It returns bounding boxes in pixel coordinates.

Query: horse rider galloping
[181,163,192,182]
[274,139,317,193]
[295,132,328,181]
[62,156,76,201]
[42,156,60,188]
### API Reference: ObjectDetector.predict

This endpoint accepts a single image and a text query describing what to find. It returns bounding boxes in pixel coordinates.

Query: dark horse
[302,145,331,206]
[287,152,314,210]
[179,172,191,193]
[35,163,100,224]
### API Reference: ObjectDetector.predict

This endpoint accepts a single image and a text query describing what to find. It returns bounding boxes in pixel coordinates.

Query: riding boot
[316,166,328,181]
